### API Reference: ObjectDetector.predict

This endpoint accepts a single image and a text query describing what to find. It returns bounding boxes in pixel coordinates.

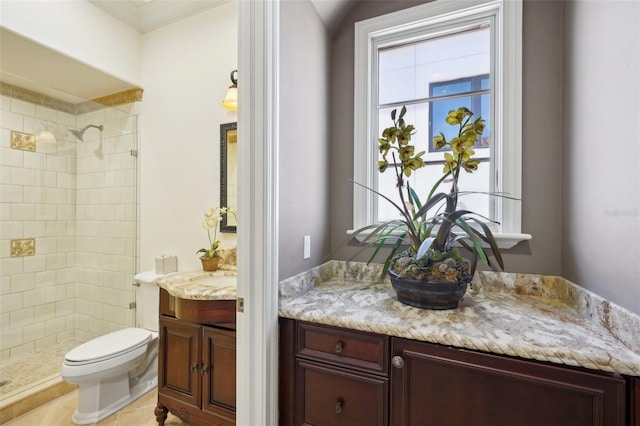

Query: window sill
[347,229,532,250]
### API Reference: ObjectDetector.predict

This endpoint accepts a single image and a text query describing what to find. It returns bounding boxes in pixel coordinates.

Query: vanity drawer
[160,288,175,317]
[296,359,388,426]
[296,321,389,375]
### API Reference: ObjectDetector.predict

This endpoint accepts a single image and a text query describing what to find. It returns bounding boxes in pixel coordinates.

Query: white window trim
[353,0,530,249]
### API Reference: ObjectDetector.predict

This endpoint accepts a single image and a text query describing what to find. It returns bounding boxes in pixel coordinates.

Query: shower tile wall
[0,89,139,362]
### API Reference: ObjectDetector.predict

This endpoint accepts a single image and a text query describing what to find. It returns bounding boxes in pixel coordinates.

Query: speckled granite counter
[155,270,236,300]
[278,261,640,377]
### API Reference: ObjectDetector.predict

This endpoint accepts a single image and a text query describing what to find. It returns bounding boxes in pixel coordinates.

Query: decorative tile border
[1,83,76,114]
[10,239,35,257]
[0,82,143,114]
[10,131,35,152]
[92,88,144,107]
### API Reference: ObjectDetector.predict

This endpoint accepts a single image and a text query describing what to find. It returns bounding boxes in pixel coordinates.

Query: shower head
[69,124,104,142]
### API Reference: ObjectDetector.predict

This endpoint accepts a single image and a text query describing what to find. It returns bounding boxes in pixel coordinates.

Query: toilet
[61,272,161,425]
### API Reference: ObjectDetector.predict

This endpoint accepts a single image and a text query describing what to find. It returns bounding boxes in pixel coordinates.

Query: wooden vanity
[154,274,237,426]
[279,318,638,426]
[278,261,640,426]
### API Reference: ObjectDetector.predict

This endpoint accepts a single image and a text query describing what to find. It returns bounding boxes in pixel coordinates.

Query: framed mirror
[220,122,237,233]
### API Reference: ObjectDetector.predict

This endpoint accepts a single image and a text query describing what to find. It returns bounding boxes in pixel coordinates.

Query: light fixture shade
[222,70,238,111]
[36,130,57,144]
[222,86,237,111]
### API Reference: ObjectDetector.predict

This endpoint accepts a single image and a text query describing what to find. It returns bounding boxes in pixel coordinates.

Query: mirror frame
[220,122,237,233]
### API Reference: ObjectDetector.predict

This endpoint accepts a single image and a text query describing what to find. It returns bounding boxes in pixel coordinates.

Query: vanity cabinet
[156,289,236,426]
[280,318,636,426]
[391,337,627,426]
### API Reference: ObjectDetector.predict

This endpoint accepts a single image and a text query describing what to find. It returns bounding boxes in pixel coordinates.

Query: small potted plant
[197,207,235,271]
[349,106,504,309]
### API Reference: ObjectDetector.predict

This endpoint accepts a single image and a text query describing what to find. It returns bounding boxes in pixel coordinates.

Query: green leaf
[407,184,422,211]
[413,192,448,220]
[466,217,504,270]
[382,237,405,278]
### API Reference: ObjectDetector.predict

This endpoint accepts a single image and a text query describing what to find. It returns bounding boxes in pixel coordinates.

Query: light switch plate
[303,235,311,259]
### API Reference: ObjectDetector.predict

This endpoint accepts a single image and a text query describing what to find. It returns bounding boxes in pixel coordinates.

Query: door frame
[236,1,280,425]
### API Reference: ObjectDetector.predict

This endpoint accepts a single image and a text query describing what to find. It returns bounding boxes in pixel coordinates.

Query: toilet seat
[65,328,152,366]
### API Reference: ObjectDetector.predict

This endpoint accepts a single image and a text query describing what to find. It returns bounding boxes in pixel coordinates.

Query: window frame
[353,0,529,248]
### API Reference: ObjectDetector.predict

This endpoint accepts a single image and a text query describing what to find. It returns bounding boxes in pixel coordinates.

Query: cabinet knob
[392,356,405,369]
[191,363,198,372]
[201,365,209,375]
[335,401,343,414]
[334,341,343,354]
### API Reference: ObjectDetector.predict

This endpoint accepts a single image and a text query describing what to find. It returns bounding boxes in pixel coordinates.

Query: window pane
[377,162,491,222]
[376,23,493,225]
[413,27,490,101]
[379,44,416,105]
[429,91,490,153]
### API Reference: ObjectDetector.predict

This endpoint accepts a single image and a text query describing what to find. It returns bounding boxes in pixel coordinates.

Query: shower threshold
[0,337,84,423]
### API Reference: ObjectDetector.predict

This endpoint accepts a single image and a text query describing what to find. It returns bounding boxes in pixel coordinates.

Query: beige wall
[562,0,640,314]
[140,1,238,273]
[278,0,332,280]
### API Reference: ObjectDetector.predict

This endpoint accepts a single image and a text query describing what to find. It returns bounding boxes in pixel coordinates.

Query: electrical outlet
[303,235,311,259]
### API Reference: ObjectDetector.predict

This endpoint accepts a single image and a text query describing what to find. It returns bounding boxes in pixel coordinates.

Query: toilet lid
[65,328,152,364]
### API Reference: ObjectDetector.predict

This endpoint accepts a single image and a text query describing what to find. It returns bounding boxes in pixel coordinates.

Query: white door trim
[236,0,280,425]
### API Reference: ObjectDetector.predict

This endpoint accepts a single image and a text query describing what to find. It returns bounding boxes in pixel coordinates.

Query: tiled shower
[0,80,141,402]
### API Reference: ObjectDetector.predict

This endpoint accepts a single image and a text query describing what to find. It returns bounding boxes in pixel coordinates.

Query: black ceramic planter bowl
[388,269,468,310]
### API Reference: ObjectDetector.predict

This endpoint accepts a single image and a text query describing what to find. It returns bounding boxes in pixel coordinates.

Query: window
[354,0,529,248]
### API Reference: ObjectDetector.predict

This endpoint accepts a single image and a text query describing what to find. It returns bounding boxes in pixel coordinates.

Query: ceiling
[87,0,351,34]
[0,0,351,104]
[87,0,230,34]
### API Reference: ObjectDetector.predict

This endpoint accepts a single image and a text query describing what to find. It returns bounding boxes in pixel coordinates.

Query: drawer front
[297,321,389,375]
[296,359,388,426]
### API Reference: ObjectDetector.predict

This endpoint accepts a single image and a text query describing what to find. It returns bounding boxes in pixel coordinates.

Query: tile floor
[0,338,85,398]
[4,388,188,426]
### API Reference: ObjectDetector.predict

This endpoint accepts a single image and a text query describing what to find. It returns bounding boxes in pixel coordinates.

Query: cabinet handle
[201,365,209,375]
[191,363,198,372]
[334,341,343,354]
[392,356,405,369]
[335,401,343,414]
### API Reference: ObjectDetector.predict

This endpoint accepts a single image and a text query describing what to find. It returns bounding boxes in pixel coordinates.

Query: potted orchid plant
[349,106,504,309]
[197,206,236,271]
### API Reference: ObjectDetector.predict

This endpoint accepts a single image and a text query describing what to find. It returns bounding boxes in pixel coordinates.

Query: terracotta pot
[200,256,220,272]
[388,269,468,310]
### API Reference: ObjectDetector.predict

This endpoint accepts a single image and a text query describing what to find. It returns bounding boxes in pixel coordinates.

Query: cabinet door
[391,338,626,426]
[158,315,201,408]
[202,326,237,423]
[296,359,388,426]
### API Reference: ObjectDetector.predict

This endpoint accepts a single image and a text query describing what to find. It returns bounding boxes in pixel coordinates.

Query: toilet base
[71,371,157,425]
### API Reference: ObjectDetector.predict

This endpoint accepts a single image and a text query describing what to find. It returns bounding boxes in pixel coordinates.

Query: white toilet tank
[133,272,161,332]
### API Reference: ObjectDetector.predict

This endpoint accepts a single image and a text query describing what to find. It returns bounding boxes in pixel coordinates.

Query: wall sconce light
[222,70,238,111]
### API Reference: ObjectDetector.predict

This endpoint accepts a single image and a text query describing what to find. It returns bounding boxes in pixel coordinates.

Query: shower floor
[0,337,85,402]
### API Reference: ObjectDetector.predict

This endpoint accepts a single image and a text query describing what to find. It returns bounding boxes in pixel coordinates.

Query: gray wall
[279,0,332,280]
[329,0,564,275]
[279,0,640,315]
[562,0,640,314]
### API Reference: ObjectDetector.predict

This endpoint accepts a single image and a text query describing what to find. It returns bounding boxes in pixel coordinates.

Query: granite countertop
[155,269,237,300]
[278,261,640,377]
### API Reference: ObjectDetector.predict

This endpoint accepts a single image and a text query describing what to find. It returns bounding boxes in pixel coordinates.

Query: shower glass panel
[0,75,140,401]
